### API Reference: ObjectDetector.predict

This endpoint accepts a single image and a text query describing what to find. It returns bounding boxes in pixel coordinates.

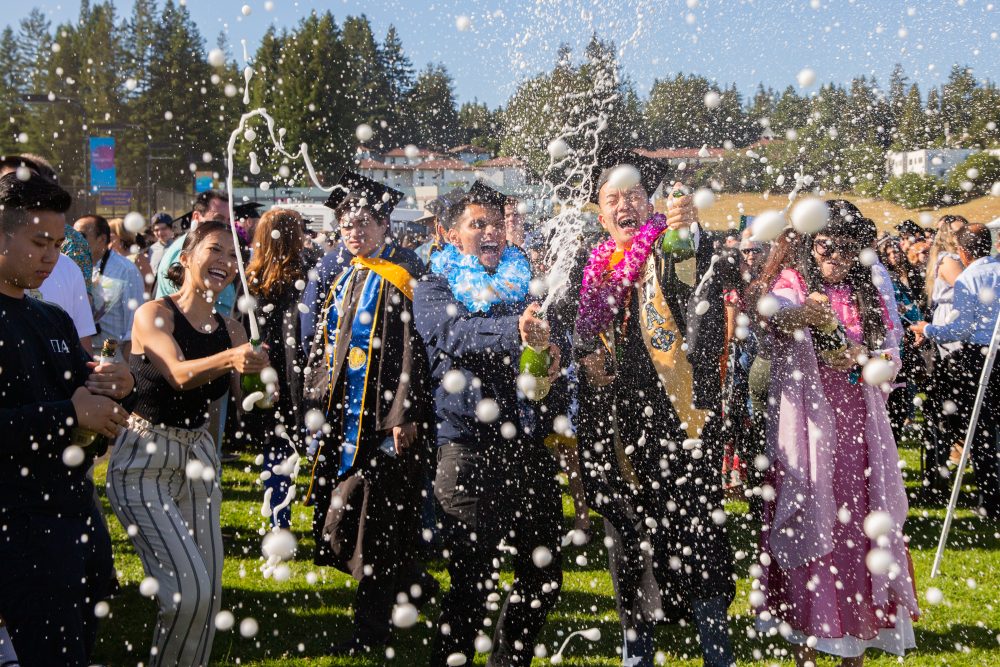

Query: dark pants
[950,344,1000,516]
[262,435,294,528]
[431,443,563,667]
[0,504,114,667]
[925,351,965,483]
[313,447,431,647]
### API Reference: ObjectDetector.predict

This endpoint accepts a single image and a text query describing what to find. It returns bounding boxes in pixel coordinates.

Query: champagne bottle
[809,300,850,367]
[518,345,551,402]
[241,339,275,410]
[70,338,118,448]
[661,189,694,259]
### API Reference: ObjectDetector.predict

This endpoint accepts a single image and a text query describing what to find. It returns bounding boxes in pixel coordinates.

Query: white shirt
[92,250,145,344]
[37,253,97,339]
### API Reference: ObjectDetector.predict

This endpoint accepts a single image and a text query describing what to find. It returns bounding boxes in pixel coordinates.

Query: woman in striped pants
[107,221,269,666]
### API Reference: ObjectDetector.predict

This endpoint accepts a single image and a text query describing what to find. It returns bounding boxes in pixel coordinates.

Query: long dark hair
[749,200,886,349]
[165,220,231,288]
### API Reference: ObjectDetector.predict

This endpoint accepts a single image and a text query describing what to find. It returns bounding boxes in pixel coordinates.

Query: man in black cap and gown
[573,148,738,667]
[302,171,435,655]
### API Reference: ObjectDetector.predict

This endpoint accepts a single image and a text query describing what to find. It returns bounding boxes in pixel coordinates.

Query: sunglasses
[740,248,763,257]
[813,238,861,258]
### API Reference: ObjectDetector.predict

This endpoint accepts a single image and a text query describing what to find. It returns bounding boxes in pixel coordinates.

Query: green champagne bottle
[71,338,118,448]
[518,345,551,401]
[661,188,694,259]
[241,340,275,410]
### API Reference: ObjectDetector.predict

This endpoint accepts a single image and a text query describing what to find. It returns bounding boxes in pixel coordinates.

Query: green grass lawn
[89,441,1000,666]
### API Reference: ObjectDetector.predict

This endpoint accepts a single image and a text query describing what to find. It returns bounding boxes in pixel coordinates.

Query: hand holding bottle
[71,387,128,440]
[230,342,269,374]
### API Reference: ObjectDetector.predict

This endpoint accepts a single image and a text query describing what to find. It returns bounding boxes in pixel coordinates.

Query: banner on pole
[195,171,215,193]
[89,137,117,191]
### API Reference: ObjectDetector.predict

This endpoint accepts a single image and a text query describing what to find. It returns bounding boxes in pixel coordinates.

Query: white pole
[930,307,1000,578]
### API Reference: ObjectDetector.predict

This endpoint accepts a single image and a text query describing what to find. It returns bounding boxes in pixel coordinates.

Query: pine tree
[0,27,26,153]
[895,84,924,149]
[379,25,413,146]
[407,64,459,149]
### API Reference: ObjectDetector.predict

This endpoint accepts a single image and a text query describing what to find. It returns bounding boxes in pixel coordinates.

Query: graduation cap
[173,210,194,231]
[895,219,925,239]
[467,179,510,210]
[234,201,264,221]
[324,171,404,221]
[589,146,669,204]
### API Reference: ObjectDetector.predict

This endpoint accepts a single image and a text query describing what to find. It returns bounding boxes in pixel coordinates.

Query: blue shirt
[925,256,1000,346]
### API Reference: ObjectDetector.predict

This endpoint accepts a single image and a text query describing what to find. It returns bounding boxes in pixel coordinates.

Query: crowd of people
[1,147,999,667]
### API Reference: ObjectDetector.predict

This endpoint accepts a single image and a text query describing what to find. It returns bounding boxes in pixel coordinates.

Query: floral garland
[577,213,667,340]
[430,243,531,313]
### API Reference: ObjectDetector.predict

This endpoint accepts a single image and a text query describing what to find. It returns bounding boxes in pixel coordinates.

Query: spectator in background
[241,210,308,529]
[155,190,235,315]
[896,219,930,306]
[145,212,175,287]
[877,233,927,444]
[109,217,153,292]
[923,215,968,474]
[62,223,94,300]
[912,223,1000,518]
[74,214,145,358]
[38,252,98,350]
[503,195,526,248]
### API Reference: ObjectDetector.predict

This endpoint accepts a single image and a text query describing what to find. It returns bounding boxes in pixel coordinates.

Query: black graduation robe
[574,231,741,625]
[302,243,433,575]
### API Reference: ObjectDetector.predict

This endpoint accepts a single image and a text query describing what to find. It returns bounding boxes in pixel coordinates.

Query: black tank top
[131,297,231,429]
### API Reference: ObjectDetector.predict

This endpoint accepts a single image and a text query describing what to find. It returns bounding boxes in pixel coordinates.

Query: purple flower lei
[577,213,667,340]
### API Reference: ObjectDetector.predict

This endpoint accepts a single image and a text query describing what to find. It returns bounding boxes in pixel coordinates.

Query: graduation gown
[303,243,433,575]
[574,231,740,624]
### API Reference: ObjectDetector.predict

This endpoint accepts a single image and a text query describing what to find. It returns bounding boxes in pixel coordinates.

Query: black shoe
[329,638,377,656]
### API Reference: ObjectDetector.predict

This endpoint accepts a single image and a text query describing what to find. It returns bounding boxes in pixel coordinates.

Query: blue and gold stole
[323,244,414,476]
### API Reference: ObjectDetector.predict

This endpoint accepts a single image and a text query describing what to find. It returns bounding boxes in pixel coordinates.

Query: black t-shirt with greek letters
[0,292,97,516]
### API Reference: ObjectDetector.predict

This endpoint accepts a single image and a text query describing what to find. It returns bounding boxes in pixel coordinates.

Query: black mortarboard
[234,201,264,220]
[324,171,404,221]
[173,210,194,231]
[467,179,510,210]
[895,219,924,239]
[589,146,669,204]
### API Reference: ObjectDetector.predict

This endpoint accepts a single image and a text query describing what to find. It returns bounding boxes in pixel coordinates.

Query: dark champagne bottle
[71,338,118,448]
[240,339,275,410]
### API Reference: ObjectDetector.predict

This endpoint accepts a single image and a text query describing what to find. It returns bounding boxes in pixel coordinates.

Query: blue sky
[6,0,998,107]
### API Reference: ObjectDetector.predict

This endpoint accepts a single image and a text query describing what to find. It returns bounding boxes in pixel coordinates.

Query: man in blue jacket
[413,181,563,667]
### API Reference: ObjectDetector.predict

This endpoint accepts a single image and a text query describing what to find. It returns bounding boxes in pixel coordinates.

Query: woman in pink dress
[749,200,919,666]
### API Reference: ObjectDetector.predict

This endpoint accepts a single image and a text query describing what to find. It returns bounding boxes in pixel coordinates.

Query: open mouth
[207,268,229,281]
[617,217,638,229]
[480,241,500,254]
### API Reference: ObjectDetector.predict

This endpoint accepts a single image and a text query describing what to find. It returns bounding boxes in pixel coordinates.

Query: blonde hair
[925,218,961,304]
[107,218,137,251]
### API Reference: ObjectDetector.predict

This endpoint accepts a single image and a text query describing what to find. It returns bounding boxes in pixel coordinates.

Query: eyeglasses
[813,238,861,258]
[740,248,763,257]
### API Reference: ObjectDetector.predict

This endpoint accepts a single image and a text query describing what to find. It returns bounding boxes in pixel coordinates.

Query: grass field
[87,438,1000,666]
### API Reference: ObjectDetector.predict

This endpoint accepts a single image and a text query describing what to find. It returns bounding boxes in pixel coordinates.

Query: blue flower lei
[430,243,531,313]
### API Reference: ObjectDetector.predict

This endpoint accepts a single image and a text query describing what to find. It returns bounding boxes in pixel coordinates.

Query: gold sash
[636,259,709,440]
[351,255,415,301]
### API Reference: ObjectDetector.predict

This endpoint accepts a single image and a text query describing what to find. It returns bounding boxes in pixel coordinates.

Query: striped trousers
[106,415,223,667]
